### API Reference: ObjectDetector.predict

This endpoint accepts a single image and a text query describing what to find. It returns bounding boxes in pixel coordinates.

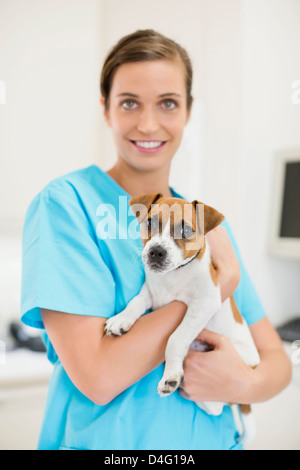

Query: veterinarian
[21,29,291,450]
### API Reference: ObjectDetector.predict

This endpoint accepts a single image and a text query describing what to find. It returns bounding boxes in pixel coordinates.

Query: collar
[175,248,202,270]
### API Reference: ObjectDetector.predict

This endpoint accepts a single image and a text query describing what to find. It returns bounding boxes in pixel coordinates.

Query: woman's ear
[100,96,111,127]
[185,99,193,125]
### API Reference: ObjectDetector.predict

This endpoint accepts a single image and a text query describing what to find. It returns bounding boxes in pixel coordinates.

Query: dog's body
[105,194,260,444]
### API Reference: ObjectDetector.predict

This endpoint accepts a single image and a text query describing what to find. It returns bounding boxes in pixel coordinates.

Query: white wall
[0,0,103,226]
[238,0,300,325]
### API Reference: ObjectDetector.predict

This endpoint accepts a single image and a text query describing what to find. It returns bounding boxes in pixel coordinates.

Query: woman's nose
[136,107,160,134]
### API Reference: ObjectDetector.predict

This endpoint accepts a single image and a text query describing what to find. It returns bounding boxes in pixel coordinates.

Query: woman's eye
[122,99,138,110]
[161,99,177,110]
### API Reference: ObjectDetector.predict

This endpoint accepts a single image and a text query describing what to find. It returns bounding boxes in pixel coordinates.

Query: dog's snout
[149,246,167,261]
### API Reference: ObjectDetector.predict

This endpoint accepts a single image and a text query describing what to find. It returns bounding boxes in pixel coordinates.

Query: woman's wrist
[234,364,262,405]
[218,265,240,302]
[206,226,241,303]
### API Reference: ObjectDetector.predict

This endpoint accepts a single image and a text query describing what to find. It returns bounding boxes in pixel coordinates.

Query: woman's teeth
[133,141,165,149]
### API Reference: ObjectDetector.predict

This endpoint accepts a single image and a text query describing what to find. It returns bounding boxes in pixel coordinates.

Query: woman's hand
[180,329,255,405]
[206,226,241,302]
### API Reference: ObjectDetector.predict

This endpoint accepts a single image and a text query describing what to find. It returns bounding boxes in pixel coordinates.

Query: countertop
[0,341,299,388]
[0,348,53,388]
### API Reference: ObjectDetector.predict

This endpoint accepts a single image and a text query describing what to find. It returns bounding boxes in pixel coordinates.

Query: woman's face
[102,59,191,172]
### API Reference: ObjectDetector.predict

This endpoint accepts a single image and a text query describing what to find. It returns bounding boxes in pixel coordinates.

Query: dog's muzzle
[147,245,168,271]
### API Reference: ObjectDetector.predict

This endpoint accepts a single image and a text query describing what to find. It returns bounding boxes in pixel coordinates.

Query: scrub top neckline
[91,164,179,199]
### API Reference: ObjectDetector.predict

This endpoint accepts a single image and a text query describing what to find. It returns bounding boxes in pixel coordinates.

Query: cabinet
[0,349,52,450]
[246,342,300,450]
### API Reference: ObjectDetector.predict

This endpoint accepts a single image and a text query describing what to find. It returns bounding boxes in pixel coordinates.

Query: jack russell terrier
[105,194,260,444]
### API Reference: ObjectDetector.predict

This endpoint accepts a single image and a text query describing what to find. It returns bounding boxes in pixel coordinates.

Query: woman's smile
[129,139,168,153]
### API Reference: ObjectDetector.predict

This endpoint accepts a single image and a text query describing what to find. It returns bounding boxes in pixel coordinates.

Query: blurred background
[0,0,299,450]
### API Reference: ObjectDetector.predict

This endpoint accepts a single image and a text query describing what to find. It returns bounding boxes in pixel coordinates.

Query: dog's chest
[145,261,210,310]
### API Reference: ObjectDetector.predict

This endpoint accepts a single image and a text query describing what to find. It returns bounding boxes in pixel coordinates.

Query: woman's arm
[193,227,292,404]
[41,301,187,406]
[206,226,241,302]
[180,318,292,405]
[246,316,292,403]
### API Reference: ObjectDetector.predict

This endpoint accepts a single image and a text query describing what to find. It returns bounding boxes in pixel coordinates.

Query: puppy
[105,194,260,443]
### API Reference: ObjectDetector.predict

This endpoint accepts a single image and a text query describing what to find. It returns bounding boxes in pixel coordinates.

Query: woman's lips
[130,140,167,154]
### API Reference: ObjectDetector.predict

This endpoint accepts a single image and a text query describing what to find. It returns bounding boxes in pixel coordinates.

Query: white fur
[105,213,260,445]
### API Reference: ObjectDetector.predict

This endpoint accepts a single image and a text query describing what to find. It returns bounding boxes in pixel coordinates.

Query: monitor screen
[280,162,300,238]
[269,152,300,260]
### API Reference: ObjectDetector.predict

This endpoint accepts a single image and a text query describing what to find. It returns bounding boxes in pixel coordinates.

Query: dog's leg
[105,282,152,336]
[157,300,221,396]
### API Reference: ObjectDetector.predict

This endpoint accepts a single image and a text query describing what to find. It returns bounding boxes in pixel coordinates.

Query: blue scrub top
[20,165,265,450]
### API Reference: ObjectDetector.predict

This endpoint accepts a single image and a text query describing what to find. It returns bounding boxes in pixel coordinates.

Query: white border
[268,149,300,260]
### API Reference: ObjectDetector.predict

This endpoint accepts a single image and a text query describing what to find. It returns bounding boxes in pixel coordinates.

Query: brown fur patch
[230,296,243,324]
[240,404,251,415]
[229,403,252,415]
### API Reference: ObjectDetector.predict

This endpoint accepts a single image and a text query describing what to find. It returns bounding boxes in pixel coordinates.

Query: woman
[21,29,291,450]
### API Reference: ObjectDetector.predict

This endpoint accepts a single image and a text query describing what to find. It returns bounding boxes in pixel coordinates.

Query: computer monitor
[269,150,300,260]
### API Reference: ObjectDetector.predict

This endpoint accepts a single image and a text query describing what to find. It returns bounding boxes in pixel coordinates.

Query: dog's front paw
[157,370,184,397]
[104,313,134,337]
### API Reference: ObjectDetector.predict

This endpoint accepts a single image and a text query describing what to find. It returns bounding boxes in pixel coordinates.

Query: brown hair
[100,29,193,111]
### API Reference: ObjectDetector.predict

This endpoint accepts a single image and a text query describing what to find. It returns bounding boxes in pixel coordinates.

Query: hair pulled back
[100,29,193,111]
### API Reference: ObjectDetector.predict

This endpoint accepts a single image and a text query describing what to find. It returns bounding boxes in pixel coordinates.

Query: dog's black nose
[149,246,167,263]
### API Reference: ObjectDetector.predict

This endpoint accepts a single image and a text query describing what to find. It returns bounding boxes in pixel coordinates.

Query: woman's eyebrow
[159,93,182,98]
[117,92,138,98]
[117,92,182,98]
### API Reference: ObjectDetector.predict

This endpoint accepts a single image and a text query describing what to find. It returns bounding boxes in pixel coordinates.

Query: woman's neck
[106,161,173,197]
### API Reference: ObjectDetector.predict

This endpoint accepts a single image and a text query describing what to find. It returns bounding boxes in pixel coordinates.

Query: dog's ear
[192,200,225,235]
[129,193,163,224]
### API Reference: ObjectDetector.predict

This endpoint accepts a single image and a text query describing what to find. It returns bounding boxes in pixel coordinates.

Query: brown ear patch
[203,204,225,234]
[129,193,163,224]
[191,200,225,235]
[230,296,243,324]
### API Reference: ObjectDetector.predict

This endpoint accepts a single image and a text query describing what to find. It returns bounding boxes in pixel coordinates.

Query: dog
[104,193,260,444]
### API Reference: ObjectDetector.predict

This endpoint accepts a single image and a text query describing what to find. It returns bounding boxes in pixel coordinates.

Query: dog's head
[129,193,224,273]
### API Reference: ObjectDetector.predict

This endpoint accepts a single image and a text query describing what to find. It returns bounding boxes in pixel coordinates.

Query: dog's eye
[181,225,195,239]
[146,218,156,230]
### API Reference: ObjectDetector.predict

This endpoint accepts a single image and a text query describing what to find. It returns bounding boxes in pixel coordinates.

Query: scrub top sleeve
[221,220,266,326]
[21,184,116,329]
